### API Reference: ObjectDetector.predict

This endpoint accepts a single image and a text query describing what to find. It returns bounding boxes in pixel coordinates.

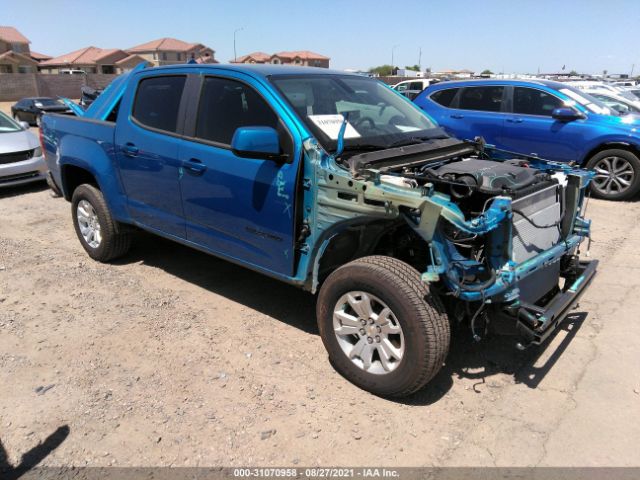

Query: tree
[568,70,579,76]
[481,69,493,75]
[369,65,394,76]
[405,64,421,72]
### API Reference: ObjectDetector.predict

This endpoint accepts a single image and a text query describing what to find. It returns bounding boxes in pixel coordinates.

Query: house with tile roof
[231,50,330,68]
[126,37,216,66]
[0,26,39,73]
[39,46,146,74]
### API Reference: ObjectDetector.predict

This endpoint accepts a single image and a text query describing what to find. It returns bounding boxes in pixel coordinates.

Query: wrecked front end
[304,137,596,348]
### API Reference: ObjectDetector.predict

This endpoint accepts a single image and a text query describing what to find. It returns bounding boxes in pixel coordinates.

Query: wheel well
[582,142,640,165]
[61,165,99,200]
[316,220,430,286]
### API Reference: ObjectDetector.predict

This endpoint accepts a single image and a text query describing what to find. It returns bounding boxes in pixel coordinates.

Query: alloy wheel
[333,291,405,375]
[76,199,102,248]
[592,156,634,196]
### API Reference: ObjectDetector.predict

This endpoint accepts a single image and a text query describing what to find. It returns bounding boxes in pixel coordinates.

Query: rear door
[114,73,188,237]
[177,73,301,276]
[444,85,507,144]
[501,86,587,162]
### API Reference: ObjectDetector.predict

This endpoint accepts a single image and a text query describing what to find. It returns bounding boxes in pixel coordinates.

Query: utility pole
[391,44,399,69]
[418,47,422,71]
[631,64,635,77]
[233,27,244,62]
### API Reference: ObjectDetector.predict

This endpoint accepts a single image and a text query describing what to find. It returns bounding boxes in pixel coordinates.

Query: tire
[585,149,640,201]
[317,255,450,397]
[71,184,132,262]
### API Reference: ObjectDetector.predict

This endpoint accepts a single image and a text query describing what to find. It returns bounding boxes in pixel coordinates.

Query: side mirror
[552,107,584,121]
[231,126,288,162]
[19,121,30,130]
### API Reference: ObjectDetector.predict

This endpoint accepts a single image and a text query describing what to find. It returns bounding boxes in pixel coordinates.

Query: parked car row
[0,111,47,188]
[11,97,71,127]
[2,87,105,188]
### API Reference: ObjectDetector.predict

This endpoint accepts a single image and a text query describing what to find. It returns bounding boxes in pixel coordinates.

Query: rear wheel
[317,256,450,397]
[586,149,640,200]
[71,184,132,262]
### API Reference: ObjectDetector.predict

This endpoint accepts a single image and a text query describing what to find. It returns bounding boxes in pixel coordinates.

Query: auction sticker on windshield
[308,114,361,139]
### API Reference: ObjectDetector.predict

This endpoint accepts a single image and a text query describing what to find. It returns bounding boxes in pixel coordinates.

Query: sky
[2,0,639,75]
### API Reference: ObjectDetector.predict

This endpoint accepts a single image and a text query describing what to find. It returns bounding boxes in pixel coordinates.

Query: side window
[408,81,424,91]
[513,87,564,116]
[132,75,186,133]
[195,77,278,145]
[396,83,408,92]
[430,88,459,107]
[459,86,504,112]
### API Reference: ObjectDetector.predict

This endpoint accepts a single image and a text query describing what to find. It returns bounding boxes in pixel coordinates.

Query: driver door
[177,74,300,276]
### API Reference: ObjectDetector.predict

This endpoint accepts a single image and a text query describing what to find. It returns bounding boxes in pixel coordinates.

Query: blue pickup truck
[42,63,597,397]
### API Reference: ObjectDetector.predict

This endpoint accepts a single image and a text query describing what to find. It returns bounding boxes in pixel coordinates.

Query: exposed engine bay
[308,136,597,347]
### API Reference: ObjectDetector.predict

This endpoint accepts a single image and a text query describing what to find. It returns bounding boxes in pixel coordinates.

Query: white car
[0,111,46,187]
[390,79,436,100]
[584,89,640,115]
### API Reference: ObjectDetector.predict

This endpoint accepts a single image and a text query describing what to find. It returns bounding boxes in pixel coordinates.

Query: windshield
[34,98,63,107]
[271,74,442,152]
[558,87,613,115]
[0,111,22,133]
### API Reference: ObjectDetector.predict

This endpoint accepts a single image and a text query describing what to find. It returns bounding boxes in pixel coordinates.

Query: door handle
[506,118,524,123]
[182,158,207,175]
[450,114,465,119]
[122,142,139,157]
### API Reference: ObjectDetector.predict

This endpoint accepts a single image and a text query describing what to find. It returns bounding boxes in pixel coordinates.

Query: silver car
[0,111,46,187]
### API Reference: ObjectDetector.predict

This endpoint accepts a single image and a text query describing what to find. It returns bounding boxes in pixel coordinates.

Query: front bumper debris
[514,259,598,347]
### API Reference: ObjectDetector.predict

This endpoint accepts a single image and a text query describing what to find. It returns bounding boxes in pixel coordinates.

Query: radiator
[511,184,562,264]
[511,184,563,302]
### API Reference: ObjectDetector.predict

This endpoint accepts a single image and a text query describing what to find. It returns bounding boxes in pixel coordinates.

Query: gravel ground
[1,177,640,468]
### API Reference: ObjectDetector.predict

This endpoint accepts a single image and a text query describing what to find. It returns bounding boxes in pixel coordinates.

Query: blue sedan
[414,79,640,200]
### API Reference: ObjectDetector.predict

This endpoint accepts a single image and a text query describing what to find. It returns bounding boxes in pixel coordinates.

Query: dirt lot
[1,183,639,468]
[1,100,640,467]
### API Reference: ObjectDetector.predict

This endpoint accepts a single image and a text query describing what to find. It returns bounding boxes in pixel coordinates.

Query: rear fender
[58,134,129,221]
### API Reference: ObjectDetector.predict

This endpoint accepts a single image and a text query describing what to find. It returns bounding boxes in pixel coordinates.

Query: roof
[231,51,271,63]
[273,50,330,60]
[127,37,204,52]
[40,47,128,66]
[427,78,569,90]
[232,50,330,63]
[114,54,146,65]
[148,63,350,78]
[0,50,38,65]
[0,26,30,44]
[30,51,51,60]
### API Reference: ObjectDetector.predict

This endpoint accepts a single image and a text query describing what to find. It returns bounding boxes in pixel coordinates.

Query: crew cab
[42,64,597,397]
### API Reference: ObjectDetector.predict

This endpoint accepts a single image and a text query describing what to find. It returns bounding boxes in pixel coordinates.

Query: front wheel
[71,184,132,262]
[317,256,450,397]
[586,149,640,201]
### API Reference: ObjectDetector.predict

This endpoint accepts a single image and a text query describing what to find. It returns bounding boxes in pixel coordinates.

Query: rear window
[132,75,186,133]
[430,88,458,107]
[459,86,504,112]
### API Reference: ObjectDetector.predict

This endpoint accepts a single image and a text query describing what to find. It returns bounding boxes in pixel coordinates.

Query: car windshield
[271,74,443,153]
[34,98,62,106]
[0,111,22,133]
[557,87,613,115]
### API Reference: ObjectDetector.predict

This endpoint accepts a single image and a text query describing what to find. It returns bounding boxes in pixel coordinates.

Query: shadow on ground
[118,233,588,405]
[0,425,69,480]
[0,181,48,200]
